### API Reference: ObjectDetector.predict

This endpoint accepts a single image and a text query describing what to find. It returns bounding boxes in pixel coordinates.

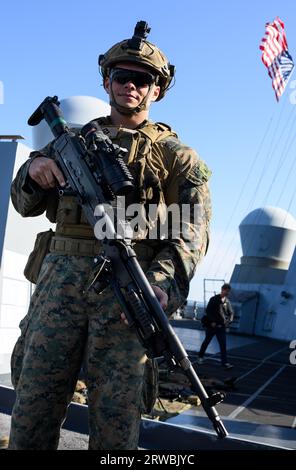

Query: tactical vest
[54,119,177,245]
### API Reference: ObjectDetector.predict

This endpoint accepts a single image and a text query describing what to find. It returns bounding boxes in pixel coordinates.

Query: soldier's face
[105,62,160,110]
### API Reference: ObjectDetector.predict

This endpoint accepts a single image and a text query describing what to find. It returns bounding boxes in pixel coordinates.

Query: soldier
[8,21,211,450]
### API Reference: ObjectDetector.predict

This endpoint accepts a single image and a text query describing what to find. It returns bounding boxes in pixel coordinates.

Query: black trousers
[198,325,228,365]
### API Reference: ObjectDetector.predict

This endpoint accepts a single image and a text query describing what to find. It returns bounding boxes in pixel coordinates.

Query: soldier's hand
[120,286,168,326]
[28,156,66,190]
[151,285,168,310]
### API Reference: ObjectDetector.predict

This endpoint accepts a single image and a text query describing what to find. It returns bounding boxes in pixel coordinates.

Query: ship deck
[166,320,296,449]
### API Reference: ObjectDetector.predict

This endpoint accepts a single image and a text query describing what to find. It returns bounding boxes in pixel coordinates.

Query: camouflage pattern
[9,254,146,450]
[9,119,211,449]
[149,135,212,306]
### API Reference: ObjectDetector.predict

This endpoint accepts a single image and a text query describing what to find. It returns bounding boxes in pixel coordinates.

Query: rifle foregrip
[126,289,155,339]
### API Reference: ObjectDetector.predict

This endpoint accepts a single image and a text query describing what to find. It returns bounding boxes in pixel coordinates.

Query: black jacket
[205,294,234,326]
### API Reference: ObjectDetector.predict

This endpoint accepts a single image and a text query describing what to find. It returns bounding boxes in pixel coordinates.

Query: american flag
[260,17,294,101]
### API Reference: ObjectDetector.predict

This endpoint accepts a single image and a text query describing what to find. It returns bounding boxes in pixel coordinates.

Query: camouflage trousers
[8,253,147,450]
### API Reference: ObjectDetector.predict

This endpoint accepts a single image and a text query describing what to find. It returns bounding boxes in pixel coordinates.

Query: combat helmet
[99,21,175,113]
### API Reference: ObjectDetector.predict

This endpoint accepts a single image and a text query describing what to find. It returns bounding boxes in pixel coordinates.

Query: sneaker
[196,357,204,365]
[222,363,234,369]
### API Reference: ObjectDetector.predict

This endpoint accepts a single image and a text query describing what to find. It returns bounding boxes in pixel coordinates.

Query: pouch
[24,229,54,283]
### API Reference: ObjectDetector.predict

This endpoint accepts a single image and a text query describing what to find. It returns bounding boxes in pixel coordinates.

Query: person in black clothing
[197,283,234,369]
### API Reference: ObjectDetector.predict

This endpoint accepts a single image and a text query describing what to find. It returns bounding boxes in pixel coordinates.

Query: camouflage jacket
[11,119,212,312]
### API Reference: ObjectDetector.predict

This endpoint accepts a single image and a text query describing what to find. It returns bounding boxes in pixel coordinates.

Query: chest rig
[55,118,177,240]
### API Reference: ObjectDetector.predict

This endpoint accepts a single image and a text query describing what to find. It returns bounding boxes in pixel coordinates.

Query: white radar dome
[239,206,296,269]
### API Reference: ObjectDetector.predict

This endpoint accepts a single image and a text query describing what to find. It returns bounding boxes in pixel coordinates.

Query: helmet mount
[126,21,151,51]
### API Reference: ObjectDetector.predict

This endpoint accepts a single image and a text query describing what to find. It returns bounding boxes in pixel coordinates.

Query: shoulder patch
[187,160,212,185]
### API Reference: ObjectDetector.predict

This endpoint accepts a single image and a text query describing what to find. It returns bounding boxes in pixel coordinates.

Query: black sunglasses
[110,68,156,88]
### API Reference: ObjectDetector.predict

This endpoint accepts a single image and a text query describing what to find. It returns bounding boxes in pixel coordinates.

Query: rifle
[28,96,228,439]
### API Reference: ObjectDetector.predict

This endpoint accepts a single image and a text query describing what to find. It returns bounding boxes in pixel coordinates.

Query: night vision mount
[127,20,151,51]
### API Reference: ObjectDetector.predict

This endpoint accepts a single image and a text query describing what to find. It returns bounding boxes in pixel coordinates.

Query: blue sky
[1,0,296,300]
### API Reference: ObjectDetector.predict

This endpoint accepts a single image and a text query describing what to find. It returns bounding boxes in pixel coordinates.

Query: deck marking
[228,365,286,419]
[231,345,287,384]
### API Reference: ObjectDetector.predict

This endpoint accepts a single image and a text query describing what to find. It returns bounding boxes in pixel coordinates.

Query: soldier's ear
[104,77,110,94]
[150,85,160,102]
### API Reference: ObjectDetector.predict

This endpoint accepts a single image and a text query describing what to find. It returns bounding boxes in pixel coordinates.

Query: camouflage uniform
[8,119,211,449]
[8,119,211,450]
[9,19,212,449]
